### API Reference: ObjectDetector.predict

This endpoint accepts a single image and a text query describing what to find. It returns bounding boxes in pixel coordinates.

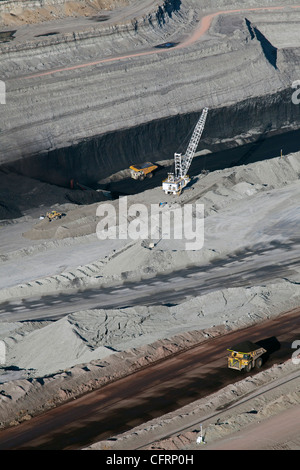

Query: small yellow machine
[46,210,63,221]
[227,341,266,372]
[130,162,158,180]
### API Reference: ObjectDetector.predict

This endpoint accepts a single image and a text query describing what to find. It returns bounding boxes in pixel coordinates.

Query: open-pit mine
[0,0,300,452]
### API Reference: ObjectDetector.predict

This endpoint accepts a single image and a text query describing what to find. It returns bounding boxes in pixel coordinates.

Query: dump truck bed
[129,162,158,180]
[227,340,264,354]
[130,162,155,170]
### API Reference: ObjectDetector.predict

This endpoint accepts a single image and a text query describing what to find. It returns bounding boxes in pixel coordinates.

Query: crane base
[162,175,190,195]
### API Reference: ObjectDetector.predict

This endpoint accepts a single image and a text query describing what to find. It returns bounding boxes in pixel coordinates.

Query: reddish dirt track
[0,307,299,450]
[21,5,300,80]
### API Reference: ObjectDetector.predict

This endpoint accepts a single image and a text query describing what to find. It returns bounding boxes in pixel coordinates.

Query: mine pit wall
[3,87,300,188]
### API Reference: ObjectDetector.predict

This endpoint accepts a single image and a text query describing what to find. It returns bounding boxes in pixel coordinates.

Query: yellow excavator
[46,210,63,221]
[129,162,158,180]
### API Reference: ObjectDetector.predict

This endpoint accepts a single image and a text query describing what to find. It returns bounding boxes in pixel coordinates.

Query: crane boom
[162,107,209,195]
[179,107,208,177]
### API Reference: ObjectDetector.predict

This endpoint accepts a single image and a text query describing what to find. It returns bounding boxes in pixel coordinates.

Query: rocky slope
[0,1,300,186]
[0,0,130,26]
[0,153,299,431]
[0,1,299,448]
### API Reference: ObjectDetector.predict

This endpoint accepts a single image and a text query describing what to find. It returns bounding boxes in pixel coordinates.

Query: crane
[162,107,208,195]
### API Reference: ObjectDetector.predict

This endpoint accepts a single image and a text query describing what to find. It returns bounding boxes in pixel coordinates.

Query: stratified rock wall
[4,88,300,186]
[0,1,300,184]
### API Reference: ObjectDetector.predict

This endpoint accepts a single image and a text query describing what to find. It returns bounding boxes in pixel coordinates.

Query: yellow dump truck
[129,162,158,180]
[227,341,266,372]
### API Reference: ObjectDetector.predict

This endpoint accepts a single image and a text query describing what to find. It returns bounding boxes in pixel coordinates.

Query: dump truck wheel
[146,172,153,178]
[245,363,252,373]
[255,358,263,369]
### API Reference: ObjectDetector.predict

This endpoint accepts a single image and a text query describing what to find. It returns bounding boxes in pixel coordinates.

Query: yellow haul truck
[227,341,266,372]
[129,162,158,180]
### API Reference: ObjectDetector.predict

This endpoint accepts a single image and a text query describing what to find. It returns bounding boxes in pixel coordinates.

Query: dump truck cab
[130,162,158,180]
[227,341,266,372]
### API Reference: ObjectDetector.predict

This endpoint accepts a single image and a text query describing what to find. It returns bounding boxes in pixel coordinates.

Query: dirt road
[0,307,299,450]
[1,243,299,322]
[19,4,300,80]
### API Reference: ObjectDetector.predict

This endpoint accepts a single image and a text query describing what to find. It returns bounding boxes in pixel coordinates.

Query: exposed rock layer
[1,1,300,185]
